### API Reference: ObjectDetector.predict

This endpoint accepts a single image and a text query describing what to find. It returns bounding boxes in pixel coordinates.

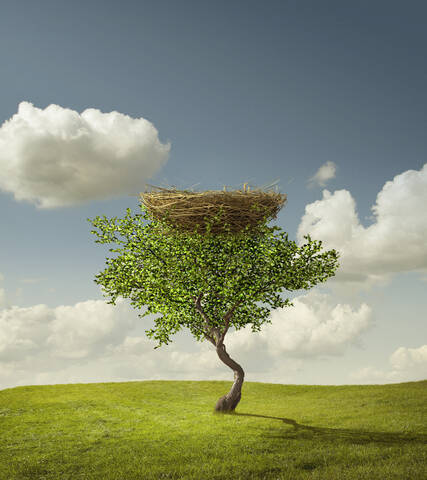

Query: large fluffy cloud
[297,163,427,290]
[226,290,372,357]
[351,344,427,383]
[0,102,170,208]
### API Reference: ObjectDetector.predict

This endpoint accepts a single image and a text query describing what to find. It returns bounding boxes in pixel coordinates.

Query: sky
[0,0,426,390]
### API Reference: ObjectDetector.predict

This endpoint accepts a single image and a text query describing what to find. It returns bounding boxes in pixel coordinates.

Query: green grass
[1,380,426,479]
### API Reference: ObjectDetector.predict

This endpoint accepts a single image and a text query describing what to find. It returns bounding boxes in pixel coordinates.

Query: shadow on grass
[231,412,427,445]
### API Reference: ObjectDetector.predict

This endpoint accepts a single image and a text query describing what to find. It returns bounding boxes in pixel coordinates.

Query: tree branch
[130,274,189,309]
[193,292,219,345]
[134,234,197,310]
[136,234,170,267]
[190,322,216,346]
[136,232,276,346]
[216,277,277,345]
[218,299,244,345]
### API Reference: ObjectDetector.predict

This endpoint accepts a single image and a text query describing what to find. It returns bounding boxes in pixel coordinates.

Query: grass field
[0,380,426,479]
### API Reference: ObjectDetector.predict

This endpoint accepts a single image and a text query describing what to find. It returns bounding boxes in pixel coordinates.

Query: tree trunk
[214,343,245,413]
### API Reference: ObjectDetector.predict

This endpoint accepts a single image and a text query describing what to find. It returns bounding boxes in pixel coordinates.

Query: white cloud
[307,161,337,188]
[0,297,137,362]
[108,335,153,356]
[226,290,372,357]
[351,344,427,384]
[350,366,387,383]
[297,163,427,291]
[390,345,427,372]
[46,299,137,359]
[0,304,54,361]
[0,101,170,208]
[0,285,374,390]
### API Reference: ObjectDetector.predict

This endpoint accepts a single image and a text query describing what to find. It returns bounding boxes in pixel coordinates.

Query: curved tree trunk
[214,343,245,413]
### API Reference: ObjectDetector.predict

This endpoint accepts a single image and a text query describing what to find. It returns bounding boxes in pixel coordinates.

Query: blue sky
[0,0,426,389]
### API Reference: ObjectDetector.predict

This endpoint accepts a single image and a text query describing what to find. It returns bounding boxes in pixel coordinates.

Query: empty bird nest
[139,181,287,236]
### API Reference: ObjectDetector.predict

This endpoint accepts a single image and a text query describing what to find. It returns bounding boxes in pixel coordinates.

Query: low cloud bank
[352,344,427,383]
[0,287,372,390]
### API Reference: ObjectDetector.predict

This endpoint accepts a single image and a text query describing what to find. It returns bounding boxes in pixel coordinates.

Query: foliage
[88,205,340,348]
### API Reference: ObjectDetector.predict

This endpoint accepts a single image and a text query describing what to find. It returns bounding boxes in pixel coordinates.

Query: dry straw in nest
[139,181,287,236]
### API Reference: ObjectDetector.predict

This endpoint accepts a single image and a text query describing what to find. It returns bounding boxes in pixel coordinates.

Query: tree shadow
[231,412,427,445]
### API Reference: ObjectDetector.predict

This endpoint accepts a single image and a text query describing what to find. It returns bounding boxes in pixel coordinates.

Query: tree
[88,204,340,412]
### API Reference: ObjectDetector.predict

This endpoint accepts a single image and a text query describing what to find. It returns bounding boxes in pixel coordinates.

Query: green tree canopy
[88,204,340,411]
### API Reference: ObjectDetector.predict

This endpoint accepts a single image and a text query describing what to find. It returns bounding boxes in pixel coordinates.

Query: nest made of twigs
[139,182,287,236]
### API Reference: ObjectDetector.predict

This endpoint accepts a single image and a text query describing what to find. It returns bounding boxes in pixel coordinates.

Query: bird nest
[139,182,287,236]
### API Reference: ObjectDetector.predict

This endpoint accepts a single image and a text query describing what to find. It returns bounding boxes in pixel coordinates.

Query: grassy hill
[1,380,426,479]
